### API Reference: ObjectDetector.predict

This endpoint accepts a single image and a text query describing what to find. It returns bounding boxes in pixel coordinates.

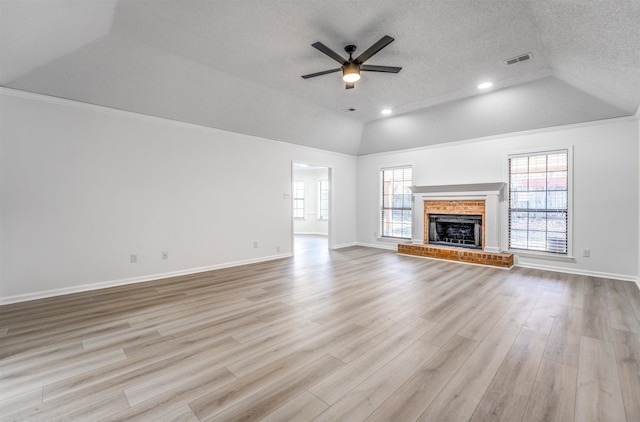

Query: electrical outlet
[582,249,590,258]
[130,254,138,263]
[276,246,281,253]
[162,251,168,260]
[254,241,259,248]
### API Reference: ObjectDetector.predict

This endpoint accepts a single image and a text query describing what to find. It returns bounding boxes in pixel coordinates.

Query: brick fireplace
[424,199,485,249]
[398,183,513,268]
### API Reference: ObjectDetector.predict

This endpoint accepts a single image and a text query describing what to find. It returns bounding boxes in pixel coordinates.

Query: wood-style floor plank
[186,324,362,419]
[1,235,638,422]
[522,358,577,422]
[457,294,515,341]
[623,281,640,320]
[469,328,548,422]
[102,367,236,422]
[42,335,239,402]
[308,317,435,405]
[605,279,640,333]
[416,312,522,421]
[611,329,640,421]
[365,334,478,421]
[582,277,612,342]
[543,304,582,367]
[261,391,328,422]
[524,289,562,335]
[560,273,585,309]
[2,348,127,401]
[201,354,344,422]
[575,336,626,422]
[312,340,439,421]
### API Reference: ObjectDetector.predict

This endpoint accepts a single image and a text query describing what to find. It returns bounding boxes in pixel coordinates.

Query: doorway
[292,162,331,255]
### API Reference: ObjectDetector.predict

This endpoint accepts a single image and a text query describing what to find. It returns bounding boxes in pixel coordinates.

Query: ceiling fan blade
[354,35,395,64]
[311,42,346,64]
[301,68,342,79]
[360,65,402,73]
[345,82,355,89]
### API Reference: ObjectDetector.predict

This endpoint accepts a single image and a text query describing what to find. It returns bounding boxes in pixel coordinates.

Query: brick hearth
[399,197,513,268]
[398,243,514,268]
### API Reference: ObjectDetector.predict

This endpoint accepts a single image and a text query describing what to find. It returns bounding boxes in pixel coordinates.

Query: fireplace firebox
[428,214,482,249]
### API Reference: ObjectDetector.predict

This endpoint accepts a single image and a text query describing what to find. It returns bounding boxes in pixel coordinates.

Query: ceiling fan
[301,35,402,89]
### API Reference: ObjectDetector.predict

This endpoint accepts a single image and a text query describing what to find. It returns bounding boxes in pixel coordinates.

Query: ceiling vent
[505,52,532,65]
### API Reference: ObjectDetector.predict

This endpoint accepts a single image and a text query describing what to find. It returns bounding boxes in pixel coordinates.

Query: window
[508,150,569,254]
[293,180,305,219]
[381,166,412,239]
[318,179,329,220]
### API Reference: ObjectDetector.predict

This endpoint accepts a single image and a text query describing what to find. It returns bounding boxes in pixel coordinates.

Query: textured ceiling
[1,0,639,155]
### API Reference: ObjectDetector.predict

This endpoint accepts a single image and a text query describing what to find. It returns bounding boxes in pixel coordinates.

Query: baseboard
[0,253,293,305]
[332,242,358,249]
[515,262,639,284]
[356,242,399,251]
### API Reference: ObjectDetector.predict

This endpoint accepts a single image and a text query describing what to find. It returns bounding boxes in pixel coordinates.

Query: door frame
[291,161,333,253]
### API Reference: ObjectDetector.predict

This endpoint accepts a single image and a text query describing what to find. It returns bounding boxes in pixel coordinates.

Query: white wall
[2,89,637,303]
[293,168,329,235]
[0,89,357,302]
[357,118,639,281]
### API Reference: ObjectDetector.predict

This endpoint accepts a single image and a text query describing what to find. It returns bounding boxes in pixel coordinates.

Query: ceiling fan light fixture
[302,36,400,88]
[342,62,361,82]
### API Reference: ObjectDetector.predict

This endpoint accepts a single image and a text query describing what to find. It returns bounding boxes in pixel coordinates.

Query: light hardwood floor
[1,235,639,421]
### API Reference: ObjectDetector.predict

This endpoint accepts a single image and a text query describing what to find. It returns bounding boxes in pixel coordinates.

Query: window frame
[379,165,413,240]
[505,147,574,258]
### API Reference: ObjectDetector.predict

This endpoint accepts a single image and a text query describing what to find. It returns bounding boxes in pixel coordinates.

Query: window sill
[510,250,575,262]
[377,236,411,243]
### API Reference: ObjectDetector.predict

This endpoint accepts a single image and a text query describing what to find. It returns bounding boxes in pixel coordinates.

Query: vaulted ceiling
[2,0,639,155]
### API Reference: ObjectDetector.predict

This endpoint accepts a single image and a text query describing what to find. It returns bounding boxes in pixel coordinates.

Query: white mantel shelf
[411,182,506,253]
[410,182,506,195]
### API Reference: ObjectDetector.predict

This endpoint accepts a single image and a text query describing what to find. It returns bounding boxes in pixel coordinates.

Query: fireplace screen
[428,214,482,249]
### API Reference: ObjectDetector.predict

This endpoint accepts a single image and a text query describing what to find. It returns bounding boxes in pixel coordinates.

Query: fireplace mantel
[409,182,506,195]
[410,182,506,253]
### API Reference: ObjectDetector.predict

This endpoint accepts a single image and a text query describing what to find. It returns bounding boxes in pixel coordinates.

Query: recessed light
[381,109,393,115]
[478,82,493,90]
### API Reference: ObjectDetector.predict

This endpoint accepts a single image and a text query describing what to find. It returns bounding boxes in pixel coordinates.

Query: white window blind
[508,150,568,254]
[318,179,328,220]
[293,180,305,219]
[381,166,412,239]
